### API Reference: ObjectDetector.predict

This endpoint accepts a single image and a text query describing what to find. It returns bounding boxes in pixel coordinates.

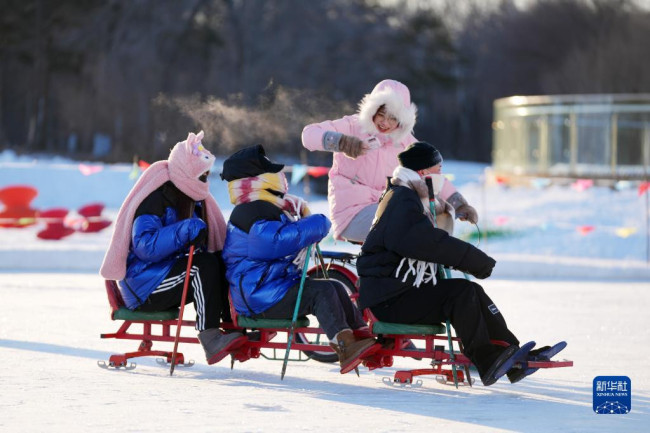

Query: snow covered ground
[1,151,649,432]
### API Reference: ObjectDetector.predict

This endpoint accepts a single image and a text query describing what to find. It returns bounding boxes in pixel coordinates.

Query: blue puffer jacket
[222,205,331,316]
[118,184,206,309]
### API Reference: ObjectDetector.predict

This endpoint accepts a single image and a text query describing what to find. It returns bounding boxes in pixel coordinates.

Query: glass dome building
[492,94,650,180]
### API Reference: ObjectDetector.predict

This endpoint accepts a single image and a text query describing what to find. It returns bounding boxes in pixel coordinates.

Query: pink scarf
[100,131,227,280]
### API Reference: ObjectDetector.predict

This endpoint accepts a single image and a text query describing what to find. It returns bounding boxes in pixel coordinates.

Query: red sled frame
[99,253,573,386]
[99,280,339,369]
[99,280,199,369]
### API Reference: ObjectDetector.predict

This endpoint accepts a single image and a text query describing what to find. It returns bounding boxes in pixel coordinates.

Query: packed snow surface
[1,151,648,432]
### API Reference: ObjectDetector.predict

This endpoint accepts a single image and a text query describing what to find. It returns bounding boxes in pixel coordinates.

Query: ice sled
[98,248,573,387]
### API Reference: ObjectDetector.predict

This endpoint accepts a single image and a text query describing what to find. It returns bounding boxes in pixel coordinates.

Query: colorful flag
[639,182,650,196]
[615,227,637,238]
[306,166,329,178]
[78,164,103,176]
[571,179,593,192]
[577,225,595,235]
[290,164,309,185]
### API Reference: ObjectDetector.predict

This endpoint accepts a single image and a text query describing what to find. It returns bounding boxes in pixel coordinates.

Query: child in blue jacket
[221,145,378,374]
[101,131,246,365]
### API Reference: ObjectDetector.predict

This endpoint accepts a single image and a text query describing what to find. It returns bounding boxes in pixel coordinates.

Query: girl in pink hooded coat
[301,79,477,242]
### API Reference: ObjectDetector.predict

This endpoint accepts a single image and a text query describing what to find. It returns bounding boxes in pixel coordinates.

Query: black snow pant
[370,278,519,362]
[261,278,367,340]
[137,251,229,331]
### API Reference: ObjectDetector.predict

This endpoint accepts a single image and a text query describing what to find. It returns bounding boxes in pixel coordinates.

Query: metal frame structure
[493,94,650,180]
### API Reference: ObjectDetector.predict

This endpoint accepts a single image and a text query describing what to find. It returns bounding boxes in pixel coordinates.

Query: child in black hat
[221,145,379,374]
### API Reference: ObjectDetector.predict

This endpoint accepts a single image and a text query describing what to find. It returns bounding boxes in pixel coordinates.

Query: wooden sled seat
[372,321,446,336]
[236,315,310,329]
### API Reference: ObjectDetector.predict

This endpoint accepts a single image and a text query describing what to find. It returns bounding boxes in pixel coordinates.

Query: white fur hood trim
[357,80,417,143]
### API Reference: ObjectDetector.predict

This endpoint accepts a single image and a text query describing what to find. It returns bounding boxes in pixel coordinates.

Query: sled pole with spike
[170,203,197,376]
[281,244,313,380]
[432,184,473,386]
[426,177,460,388]
[315,244,329,279]
[170,245,195,376]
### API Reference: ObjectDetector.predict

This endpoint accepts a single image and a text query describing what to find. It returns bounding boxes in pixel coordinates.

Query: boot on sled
[474,344,520,386]
[507,342,567,383]
[330,329,379,374]
[475,341,536,386]
[198,329,247,365]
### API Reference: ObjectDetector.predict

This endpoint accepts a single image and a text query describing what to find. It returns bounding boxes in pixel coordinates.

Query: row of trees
[1,0,649,163]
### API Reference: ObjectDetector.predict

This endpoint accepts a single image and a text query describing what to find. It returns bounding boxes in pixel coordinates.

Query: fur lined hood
[357,79,417,143]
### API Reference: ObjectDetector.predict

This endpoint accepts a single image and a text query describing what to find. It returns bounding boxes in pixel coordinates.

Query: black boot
[474,344,520,386]
[507,345,551,384]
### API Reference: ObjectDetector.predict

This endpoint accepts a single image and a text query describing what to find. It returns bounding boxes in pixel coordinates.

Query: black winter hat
[221,144,284,181]
[397,141,443,171]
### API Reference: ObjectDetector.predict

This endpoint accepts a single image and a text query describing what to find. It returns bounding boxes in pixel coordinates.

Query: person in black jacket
[357,141,534,386]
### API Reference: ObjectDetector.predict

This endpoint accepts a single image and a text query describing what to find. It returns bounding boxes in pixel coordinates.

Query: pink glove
[284,194,311,218]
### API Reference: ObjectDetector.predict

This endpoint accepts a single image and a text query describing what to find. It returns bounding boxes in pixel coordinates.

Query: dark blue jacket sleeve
[247,214,331,260]
[131,214,206,263]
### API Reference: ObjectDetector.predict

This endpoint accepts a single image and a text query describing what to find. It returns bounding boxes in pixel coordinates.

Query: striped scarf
[227,172,311,219]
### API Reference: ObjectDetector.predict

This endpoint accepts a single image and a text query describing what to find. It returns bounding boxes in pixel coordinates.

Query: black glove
[189,228,207,248]
[456,245,496,279]
[472,258,495,279]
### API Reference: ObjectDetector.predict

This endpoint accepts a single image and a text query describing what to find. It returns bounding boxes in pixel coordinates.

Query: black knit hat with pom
[397,141,442,171]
